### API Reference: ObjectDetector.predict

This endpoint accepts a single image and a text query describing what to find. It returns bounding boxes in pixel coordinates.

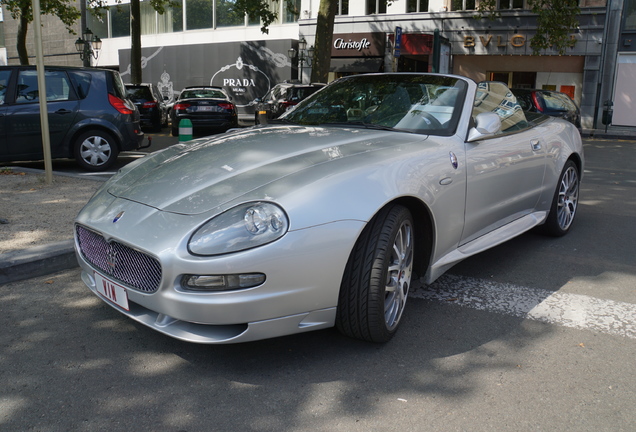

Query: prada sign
[331,33,385,57]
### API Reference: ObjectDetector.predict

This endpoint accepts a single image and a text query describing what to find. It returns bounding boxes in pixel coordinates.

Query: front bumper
[74,200,363,343]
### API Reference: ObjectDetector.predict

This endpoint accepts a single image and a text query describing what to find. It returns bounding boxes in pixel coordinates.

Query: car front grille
[76,225,162,293]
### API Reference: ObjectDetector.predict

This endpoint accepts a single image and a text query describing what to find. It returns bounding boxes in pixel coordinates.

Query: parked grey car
[75,73,583,344]
[0,66,145,171]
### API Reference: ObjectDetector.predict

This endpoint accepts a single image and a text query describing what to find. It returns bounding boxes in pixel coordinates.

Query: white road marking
[412,274,636,339]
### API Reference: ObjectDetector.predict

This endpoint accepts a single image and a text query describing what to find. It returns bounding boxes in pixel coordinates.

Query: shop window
[217,0,245,27]
[86,10,108,39]
[141,2,157,35]
[158,3,183,33]
[338,0,349,15]
[283,0,300,23]
[186,0,212,30]
[624,0,636,31]
[489,71,536,89]
[367,0,388,14]
[451,0,476,11]
[111,3,131,37]
[408,0,430,12]
[498,0,525,9]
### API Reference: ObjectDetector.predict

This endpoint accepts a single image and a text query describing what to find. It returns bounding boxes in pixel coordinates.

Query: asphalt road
[1,138,635,431]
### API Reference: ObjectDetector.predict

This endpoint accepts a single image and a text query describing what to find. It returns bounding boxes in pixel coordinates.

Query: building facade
[0,0,633,129]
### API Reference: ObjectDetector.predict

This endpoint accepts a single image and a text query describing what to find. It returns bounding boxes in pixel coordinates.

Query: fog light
[183,273,265,291]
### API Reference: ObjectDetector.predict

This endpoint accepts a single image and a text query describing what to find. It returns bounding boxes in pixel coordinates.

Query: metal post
[32,0,53,185]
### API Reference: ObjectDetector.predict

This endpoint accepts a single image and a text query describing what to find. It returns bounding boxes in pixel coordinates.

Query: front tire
[543,160,580,236]
[336,205,414,343]
[73,130,119,172]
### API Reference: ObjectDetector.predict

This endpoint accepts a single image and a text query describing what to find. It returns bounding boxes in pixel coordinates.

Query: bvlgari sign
[463,34,577,49]
[331,33,385,57]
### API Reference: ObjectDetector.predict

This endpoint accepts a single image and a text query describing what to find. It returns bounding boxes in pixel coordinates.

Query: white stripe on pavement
[412,274,636,339]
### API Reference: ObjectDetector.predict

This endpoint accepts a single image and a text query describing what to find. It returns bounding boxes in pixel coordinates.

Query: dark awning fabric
[330,57,384,73]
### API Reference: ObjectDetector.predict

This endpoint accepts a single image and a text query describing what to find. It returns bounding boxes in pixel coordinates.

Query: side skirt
[424,211,548,284]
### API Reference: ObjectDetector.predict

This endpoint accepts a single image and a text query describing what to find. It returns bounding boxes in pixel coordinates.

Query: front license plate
[95,272,130,311]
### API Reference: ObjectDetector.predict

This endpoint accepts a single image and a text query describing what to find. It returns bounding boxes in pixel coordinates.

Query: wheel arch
[373,196,435,281]
[67,122,124,155]
[567,152,583,180]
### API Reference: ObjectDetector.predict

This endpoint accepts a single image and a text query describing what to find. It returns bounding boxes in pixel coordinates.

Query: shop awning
[330,57,384,73]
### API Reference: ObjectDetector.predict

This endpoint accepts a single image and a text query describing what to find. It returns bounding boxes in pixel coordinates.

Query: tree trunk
[310,0,337,83]
[130,0,142,83]
[17,14,30,65]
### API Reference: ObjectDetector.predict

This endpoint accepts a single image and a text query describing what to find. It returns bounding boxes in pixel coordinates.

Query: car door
[5,69,79,159]
[460,82,547,245]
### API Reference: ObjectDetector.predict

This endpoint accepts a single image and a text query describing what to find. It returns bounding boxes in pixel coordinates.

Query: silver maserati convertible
[74,73,584,344]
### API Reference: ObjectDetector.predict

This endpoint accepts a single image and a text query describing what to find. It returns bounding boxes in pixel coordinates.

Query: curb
[0,240,78,285]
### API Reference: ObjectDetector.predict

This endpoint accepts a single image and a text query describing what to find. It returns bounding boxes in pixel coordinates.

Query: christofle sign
[331,33,384,57]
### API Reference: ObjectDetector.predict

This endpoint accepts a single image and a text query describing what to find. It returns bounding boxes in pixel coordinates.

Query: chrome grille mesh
[76,225,162,293]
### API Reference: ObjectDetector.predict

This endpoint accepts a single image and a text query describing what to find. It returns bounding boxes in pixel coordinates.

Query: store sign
[331,33,384,57]
[464,34,577,49]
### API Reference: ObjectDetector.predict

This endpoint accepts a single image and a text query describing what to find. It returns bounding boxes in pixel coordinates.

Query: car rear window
[68,71,92,99]
[109,71,129,99]
[181,89,226,99]
[290,87,321,101]
[126,86,153,100]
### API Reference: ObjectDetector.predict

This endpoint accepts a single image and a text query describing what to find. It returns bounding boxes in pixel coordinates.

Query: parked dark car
[255,81,326,124]
[0,65,145,171]
[511,88,582,130]
[125,83,168,132]
[170,86,238,136]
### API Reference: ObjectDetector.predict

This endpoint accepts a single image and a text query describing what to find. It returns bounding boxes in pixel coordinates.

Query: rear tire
[336,205,414,343]
[73,130,119,172]
[543,160,580,236]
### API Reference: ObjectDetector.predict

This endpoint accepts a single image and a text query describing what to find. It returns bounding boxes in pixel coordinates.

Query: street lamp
[288,37,314,83]
[75,28,102,66]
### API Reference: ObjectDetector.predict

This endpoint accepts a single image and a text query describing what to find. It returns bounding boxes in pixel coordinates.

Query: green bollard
[179,118,193,142]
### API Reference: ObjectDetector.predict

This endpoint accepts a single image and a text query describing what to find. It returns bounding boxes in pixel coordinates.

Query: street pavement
[1,133,635,431]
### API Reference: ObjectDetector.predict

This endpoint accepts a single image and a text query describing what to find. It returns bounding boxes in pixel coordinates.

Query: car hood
[106,125,426,215]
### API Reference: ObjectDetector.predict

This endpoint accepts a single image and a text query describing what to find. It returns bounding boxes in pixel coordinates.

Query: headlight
[188,202,289,256]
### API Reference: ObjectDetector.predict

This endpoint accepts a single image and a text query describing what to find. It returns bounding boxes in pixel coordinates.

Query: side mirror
[467,112,501,142]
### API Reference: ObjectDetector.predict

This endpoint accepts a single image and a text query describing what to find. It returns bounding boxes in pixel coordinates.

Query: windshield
[280,74,468,136]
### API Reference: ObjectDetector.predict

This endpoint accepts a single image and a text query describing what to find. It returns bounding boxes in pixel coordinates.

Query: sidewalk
[1,127,635,285]
[582,125,636,141]
[0,168,104,285]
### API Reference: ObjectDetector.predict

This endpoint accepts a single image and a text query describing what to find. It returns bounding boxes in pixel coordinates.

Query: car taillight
[142,101,158,108]
[109,94,134,115]
[174,103,191,111]
[532,92,544,113]
[218,102,235,111]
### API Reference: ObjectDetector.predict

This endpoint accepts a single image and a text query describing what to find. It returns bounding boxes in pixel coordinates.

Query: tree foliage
[1,0,81,65]
[476,0,580,55]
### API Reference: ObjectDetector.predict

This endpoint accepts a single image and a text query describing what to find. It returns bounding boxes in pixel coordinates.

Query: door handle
[531,139,541,151]
[55,109,72,114]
